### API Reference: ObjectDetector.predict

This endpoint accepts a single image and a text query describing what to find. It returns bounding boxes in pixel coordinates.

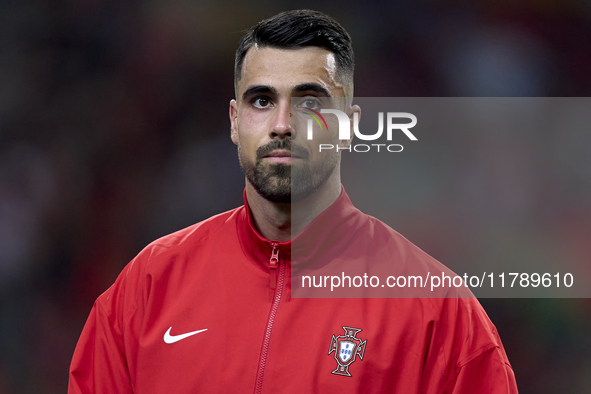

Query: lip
[263,150,301,159]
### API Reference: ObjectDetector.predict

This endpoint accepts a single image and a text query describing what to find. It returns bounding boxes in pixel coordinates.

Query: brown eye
[302,99,320,110]
[253,98,271,108]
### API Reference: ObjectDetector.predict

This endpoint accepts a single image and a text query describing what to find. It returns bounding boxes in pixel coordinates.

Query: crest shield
[328,326,367,377]
[338,339,357,363]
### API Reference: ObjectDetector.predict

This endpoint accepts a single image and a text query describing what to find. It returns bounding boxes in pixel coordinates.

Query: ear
[229,99,239,145]
[339,104,361,148]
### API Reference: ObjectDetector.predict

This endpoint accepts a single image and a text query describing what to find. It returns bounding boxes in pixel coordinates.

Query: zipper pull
[269,242,279,291]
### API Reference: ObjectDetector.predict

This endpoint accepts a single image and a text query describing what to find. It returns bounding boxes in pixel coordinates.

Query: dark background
[1,0,591,392]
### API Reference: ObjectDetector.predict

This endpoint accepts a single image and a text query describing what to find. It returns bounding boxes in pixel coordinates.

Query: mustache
[256,140,310,161]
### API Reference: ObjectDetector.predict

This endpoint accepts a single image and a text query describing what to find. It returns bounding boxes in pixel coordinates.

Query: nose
[270,101,292,139]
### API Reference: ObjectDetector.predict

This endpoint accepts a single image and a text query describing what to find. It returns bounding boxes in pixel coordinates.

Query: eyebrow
[241,83,332,101]
[292,83,331,97]
[242,85,278,101]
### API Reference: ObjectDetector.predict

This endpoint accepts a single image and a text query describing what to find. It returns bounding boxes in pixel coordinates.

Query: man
[69,10,518,393]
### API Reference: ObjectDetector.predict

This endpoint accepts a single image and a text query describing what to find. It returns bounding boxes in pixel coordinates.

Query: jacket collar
[236,185,367,271]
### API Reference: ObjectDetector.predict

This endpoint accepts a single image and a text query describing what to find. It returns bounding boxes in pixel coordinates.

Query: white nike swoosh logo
[163,327,208,344]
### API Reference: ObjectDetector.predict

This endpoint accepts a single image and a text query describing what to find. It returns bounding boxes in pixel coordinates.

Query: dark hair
[234,10,354,94]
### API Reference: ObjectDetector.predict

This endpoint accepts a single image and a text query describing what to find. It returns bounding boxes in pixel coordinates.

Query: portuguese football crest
[328,326,367,377]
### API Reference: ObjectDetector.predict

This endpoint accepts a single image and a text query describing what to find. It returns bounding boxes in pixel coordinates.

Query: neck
[245,172,342,242]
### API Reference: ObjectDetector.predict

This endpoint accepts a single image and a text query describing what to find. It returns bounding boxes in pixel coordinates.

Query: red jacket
[69,188,518,393]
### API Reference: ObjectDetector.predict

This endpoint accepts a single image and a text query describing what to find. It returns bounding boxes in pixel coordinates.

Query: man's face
[230,46,351,203]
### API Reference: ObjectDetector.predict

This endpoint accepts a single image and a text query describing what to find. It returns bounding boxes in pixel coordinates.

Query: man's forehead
[237,46,343,98]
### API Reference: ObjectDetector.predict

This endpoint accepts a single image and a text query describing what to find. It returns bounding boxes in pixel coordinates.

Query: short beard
[238,139,338,204]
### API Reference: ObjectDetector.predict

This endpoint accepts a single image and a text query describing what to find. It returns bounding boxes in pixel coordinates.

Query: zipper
[269,242,279,292]
[254,242,286,394]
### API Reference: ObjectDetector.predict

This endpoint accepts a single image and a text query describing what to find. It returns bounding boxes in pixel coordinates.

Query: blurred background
[1,0,591,392]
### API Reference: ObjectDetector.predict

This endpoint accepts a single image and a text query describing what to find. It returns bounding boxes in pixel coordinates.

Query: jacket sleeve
[443,345,518,393]
[68,298,132,393]
[429,295,519,394]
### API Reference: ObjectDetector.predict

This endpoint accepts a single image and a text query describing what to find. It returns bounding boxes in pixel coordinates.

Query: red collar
[236,186,367,272]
